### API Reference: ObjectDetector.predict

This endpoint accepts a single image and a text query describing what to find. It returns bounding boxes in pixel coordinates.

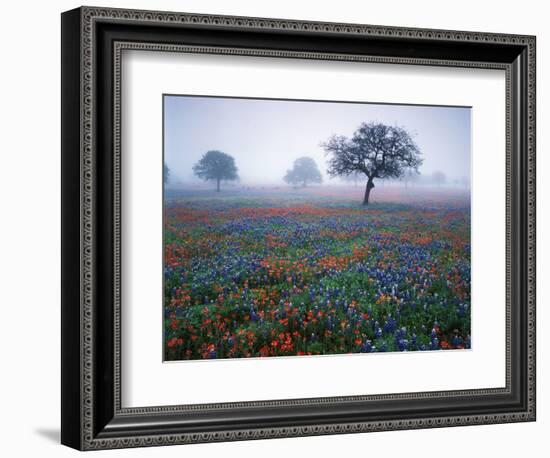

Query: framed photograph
[61,6,536,450]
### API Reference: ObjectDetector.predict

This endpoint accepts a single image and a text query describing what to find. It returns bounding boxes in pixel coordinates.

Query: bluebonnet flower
[360,340,373,353]
[397,338,409,351]
[451,333,463,348]
[164,198,471,360]
[384,314,398,334]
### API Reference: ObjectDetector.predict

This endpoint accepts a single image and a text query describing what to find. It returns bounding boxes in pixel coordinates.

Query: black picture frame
[61,6,536,450]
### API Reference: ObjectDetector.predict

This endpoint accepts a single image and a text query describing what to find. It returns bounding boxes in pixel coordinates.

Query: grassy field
[163,186,471,360]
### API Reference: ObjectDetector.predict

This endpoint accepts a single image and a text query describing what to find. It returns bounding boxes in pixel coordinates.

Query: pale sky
[164,95,471,185]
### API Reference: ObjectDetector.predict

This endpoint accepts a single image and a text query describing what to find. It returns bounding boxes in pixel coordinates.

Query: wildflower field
[164,187,471,361]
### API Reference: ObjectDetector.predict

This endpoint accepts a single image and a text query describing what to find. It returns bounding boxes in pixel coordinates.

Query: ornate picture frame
[61,6,536,450]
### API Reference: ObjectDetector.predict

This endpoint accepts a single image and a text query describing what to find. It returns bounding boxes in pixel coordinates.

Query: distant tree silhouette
[193,150,238,192]
[164,163,170,185]
[340,171,363,187]
[284,156,323,187]
[322,122,422,205]
[432,170,447,187]
[401,167,420,188]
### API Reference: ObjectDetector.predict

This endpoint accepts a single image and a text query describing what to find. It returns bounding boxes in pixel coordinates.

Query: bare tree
[322,122,422,205]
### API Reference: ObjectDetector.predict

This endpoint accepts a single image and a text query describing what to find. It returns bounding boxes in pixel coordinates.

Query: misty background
[164,95,471,187]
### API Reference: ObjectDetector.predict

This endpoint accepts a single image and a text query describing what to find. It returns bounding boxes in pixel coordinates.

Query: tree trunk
[363,179,375,205]
[216,178,220,192]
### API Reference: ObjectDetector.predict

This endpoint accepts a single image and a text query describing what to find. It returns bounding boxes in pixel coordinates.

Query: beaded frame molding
[61,6,536,451]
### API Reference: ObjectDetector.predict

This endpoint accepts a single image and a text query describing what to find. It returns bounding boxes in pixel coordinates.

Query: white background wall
[0,0,545,456]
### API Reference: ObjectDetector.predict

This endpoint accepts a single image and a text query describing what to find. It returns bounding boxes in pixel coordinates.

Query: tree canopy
[284,156,323,187]
[192,150,238,192]
[322,122,422,204]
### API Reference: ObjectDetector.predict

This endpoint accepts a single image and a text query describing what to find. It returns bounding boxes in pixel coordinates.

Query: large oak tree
[192,150,238,192]
[322,122,423,205]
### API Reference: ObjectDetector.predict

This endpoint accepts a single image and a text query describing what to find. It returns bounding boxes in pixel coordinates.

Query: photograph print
[163,95,471,361]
